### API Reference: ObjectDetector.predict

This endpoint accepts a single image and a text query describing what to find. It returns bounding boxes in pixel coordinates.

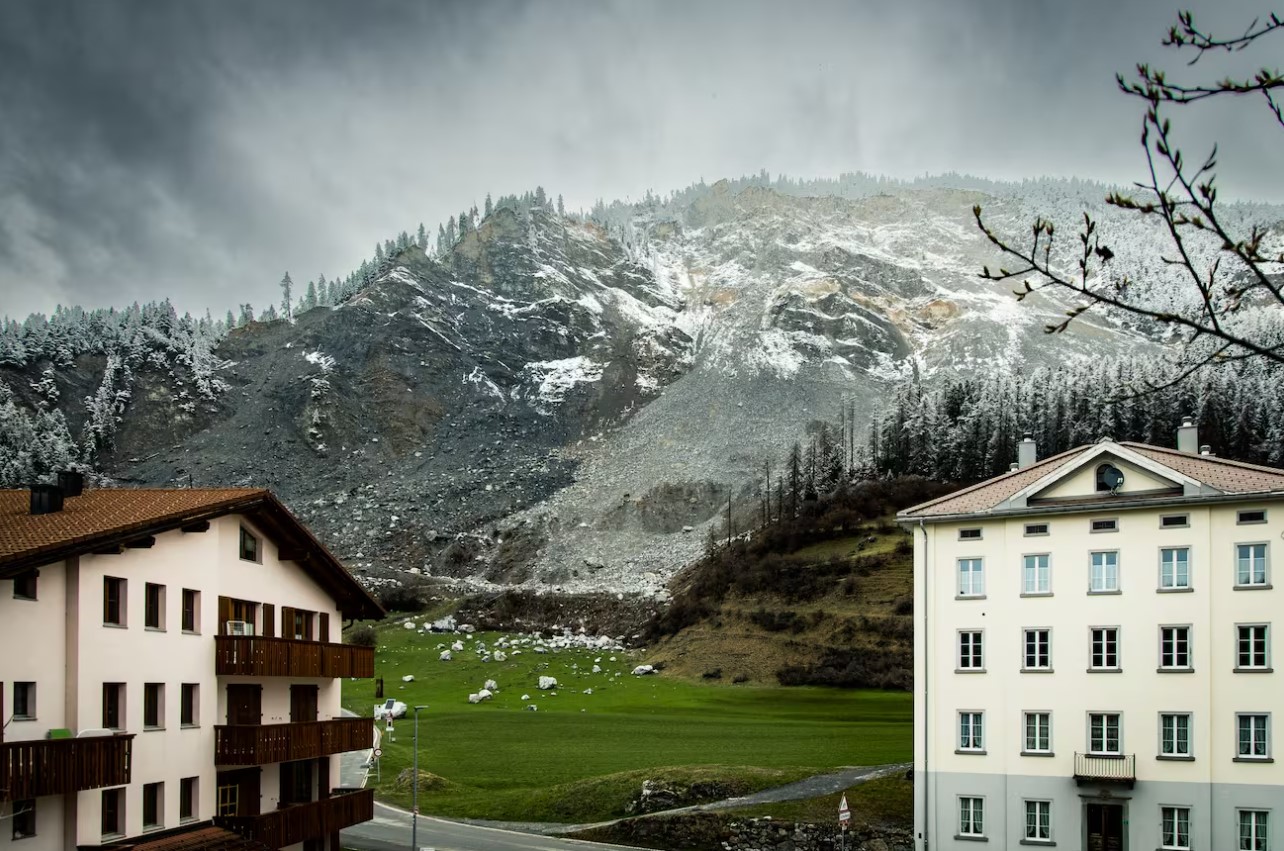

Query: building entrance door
[1086,802,1125,851]
[227,684,262,725]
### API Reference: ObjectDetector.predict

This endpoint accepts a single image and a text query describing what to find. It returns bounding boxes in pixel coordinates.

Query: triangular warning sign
[838,793,851,824]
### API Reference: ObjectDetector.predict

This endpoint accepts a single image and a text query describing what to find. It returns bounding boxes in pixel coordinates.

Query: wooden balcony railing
[215,636,374,678]
[1073,752,1136,787]
[215,718,373,765]
[216,787,373,847]
[0,734,134,801]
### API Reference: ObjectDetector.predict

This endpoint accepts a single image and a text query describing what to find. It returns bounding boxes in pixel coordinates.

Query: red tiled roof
[900,442,1284,519]
[0,487,383,619]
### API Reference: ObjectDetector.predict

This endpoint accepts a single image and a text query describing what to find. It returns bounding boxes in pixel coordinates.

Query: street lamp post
[412,705,428,851]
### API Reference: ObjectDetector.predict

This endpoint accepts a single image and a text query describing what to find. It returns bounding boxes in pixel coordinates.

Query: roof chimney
[1018,432,1037,469]
[1200,444,1213,456]
[58,470,84,497]
[1177,416,1199,454]
[30,484,65,515]
[1009,462,1020,472]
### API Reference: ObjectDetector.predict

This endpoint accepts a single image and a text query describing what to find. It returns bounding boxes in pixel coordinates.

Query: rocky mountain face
[3,180,1169,596]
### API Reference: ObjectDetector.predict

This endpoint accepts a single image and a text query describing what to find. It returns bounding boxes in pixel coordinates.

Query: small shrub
[702,668,723,680]
[732,673,749,684]
[347,624,377,647]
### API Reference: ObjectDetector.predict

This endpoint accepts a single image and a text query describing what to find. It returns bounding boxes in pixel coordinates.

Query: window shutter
[319,613,330,643]
[282,607,295,638]
[217,596,232,635]
[262,604,275,638]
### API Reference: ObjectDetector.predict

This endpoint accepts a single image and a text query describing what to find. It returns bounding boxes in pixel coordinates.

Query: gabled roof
[899,441,1284,521]
[0,487,383,620]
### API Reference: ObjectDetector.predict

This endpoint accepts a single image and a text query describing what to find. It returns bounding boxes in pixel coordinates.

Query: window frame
[12,570,37,601]
[12,682,36,720]
[957,630,984,672]
[1024,522,1049,537]
[1090,517,1119,533]
[217,784,239,818]
[181,588,200,633]
[1023,711,1053,755]
[1022,628,1052,672]
[1024,799,1052,843]
[1088,711,1123,755]
[142,781,163,831]
[1160,513,1189,529]
[1236,713,1271,761]
[1159,546,1192,591]
[957,711,985,753]
[1237,509,1267,525]
[958,796,985,838]
[11,798,35,840]
[1235,542,1270,588]
[957,558,985,598]
[179,777,198,823]
[1236,624,1271,672]
[1089,626,1121,672]
[143,682,165,730]
[958,527,983,541]
[1089,550,1120,593]
[1161,805,1192,851]
[144,582,165,630]
[1238,809,1269,851]
[102,682,124,730]
[103,576,126,626]
[180,683,199,727]
[1159,712,1192,759]
[1022,553,1051,596]
[239,526,261,563]
[101,788,123,839]
[1159,625,1193,671]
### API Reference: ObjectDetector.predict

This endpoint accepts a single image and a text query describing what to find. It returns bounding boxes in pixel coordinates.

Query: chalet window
[101,788,123,837]
[280,760,314,805]
[180,777,198,822]
[144,583,165,630]
[143,683,164,729]
[217,784,238,817]
[12,682,35,719]
[182,589,199,632]
[102,683,124,730]
[11,799,35,840]
[142,782,163,830]
[290,609,313,641]
[1238,509,1267,525]
[239,526,260,563]
[103,577,126,625]
[12,570,37,601]
[180,683,199,727]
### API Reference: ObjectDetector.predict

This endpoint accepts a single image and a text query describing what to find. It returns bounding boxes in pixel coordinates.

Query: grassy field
[727,773,913,829]
[342,622,911,822]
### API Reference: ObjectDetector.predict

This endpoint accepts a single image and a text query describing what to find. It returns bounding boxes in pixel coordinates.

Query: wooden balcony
[216,787,373,848]
[215,636,374,678]
[1074,752,1136,787]
[0,734,133,800]
[215,718,373,765]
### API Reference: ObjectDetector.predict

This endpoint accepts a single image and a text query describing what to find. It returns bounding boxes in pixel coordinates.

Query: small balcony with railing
[215,787,374,848]
[0,733,134,800]
[214,636,374,678]
[214,717,373,766]
[1073,752,1136,787]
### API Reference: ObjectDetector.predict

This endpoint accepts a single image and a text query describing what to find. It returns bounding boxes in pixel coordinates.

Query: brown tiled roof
[0,487,383,619]
[94,825,271,851]
[899,442,1284,520]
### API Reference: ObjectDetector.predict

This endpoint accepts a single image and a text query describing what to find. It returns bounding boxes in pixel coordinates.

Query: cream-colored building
[0,482,383,851]
[899,426,1284,851]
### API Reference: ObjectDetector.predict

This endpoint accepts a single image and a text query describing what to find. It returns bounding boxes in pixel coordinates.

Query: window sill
[102,622,127,629]
[143,726,165,732]
[953,835,988,842]
[954,749,987,756]
[142,825,164,834]
[1233,756,1274,763]
[1234,584,1273,591]
[181,629,201,636]
[1021,668,1054,674]
[238,557,262,565]
[1021,751,1055,758]
[1085,752,1125,759]
[11,716,36,723]
[1087,589,1121,595]
[102,834,124,843]
[11,833,37,841]
[1019,841,1055,847]
[955,595,987,601]
[1156,667,1194,674]
[13,595,37,602]
[955,668,987,675]
[1086,667,1122,674]
[1020,592,1053,598]
[179,817,198,825]
[180,723,200,729]
[1157,754,1194,761]
[1233,667,1274,674]
[1157,587,1194,594]
[144,626,166,633]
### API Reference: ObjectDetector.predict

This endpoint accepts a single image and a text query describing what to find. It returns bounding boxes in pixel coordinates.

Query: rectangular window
[1160,626,1192,670]
[1162,806,1191,850]
[143,683,164,729]
[180,683,199,727]
[181,589,199,633]
[217,785,238,817]
[958,558,984,597]
[144,583,165,630]
[958,711,984,752]
[1023,554,1051,594]
[1237,625,1270,670]
[958,631,984,670]
[1089,712,1121,754]
[1091,518,1118,533]
[1161,514,1189,528]
[1024,712,1052,753]
[1090,551,1119,592]
[1090,627,1119,670]
[10,800,35,840]
[1237,543,1269,587]
[1239,810,1269,851]
[180,777,198,822]
[12,570,37,601]
[290,609,313,641]
[1238,714,1269,759]
[1238,509,1267,525]
[142,782,162,830]
[12,682,35,719]
[1024,522,1049,536]
[102,683,123,730]
[1160,713,1191,757]
[1024,800,1051,842]
[101,788,123,837]
[1160,547,1191,589]
[958,797,984,837]
[959,528,982,540]
[103,576,126,625]
[239,526,260,562]
[1023,629,1051,670]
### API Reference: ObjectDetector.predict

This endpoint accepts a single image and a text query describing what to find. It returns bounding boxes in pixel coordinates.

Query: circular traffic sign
[373,748,383,758]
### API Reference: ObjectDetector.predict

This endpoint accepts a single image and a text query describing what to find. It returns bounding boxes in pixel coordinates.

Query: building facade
[900,431,1284,851]
[0,484,383,851]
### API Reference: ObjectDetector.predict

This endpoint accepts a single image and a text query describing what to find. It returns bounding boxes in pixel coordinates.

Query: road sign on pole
[838,793,851,825]
[373,748,382,759]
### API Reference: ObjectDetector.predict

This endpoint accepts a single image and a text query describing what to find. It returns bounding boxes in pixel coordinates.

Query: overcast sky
[1,0,1279,321]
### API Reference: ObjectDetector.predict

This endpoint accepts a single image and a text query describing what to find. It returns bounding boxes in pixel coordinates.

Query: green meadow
[342,622,912,823]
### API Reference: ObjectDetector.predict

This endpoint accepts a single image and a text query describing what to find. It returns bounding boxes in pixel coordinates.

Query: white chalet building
[899,424,1284,851]
[0,481,383,851]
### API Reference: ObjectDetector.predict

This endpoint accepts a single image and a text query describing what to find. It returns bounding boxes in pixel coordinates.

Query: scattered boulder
[401,674,415,683]
[632,665,656,676]
[526,704,538,711]
[521,694,531,701]
[468,693,481,704]
[477,688,493,700]
[439,650,452,661]
[483,679,498,691]
[538,676,558,690]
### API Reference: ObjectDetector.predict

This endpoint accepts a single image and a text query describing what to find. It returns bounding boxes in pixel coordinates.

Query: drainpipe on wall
[919,518,930,851]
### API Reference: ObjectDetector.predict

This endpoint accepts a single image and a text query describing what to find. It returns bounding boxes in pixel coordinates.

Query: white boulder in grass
[401,674,415,683]
[403,621,416,630]
[451,640,464,652]
[493,651,507,662]
[592,665,601,673]
[583,688,593,695]
[477,688,493,700]
[538,676,558,690]
[468,693,481,704]
[632,665,655,676]
[439,650,453,661]
[521,694,531,701]
[484,679,498,692]
[526,704,538,711]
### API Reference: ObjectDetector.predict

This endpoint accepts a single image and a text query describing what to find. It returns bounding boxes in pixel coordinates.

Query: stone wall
[573,813,912,851]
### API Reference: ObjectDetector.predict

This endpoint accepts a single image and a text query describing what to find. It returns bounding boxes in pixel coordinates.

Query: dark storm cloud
[0,0,1277,320]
